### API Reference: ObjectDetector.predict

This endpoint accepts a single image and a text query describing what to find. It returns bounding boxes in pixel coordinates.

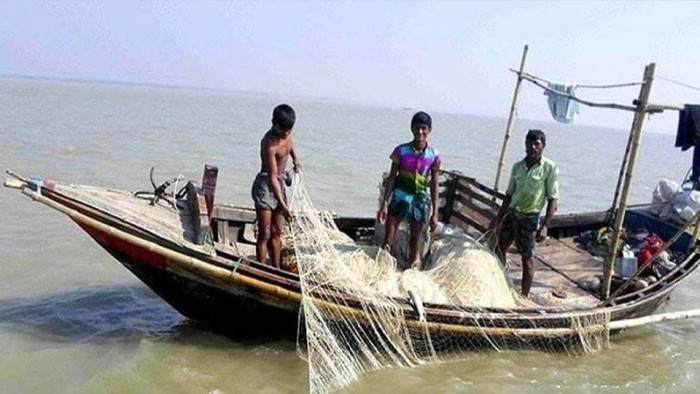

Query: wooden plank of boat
[212,204,256,223]
[505,237,601,308]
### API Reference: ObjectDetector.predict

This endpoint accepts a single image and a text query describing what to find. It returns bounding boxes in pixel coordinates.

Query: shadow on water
[0,284,298,348]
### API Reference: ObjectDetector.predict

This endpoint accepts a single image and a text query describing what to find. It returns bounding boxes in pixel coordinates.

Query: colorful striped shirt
[390,141,443,196]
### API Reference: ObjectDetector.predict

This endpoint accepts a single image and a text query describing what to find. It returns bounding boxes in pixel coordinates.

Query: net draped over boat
[285,174,611,393]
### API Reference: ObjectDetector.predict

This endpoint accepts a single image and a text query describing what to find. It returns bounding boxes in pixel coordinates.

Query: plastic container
[615,247,637,279]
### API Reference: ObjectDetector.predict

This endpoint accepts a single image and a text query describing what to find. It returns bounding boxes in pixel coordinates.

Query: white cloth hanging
[545,83,579,124]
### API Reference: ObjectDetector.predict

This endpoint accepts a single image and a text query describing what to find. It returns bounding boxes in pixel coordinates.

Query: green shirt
[506,157,559,215]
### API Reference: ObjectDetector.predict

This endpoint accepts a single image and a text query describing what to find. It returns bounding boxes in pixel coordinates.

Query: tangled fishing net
[285,173,610,393]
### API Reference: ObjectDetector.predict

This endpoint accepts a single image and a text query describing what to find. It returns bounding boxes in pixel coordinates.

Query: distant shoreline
[0,73,248,95]
[2,73,670,136]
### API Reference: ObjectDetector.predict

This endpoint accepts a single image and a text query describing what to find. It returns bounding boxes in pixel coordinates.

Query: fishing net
[286,173,610,393]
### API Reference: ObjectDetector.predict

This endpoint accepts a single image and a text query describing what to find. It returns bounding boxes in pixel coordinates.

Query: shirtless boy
[251,104,301,268]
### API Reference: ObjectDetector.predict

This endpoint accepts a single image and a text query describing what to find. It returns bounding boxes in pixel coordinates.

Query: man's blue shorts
[388,191,429,223]
[500,210,540,261]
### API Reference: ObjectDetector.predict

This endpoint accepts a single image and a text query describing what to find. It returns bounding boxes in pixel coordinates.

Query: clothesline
[509,69,643,89]
[510,69,684,113]
[657,75,700,93]
[514,71,638,112]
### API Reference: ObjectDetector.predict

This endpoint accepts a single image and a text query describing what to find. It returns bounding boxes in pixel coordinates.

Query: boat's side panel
[76,214,672,328]
[53,183,689,339]
[625,209,693,252]
[77,223,299,332]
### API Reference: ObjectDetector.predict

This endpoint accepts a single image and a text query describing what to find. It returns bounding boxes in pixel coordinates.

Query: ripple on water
[0,285,185,348]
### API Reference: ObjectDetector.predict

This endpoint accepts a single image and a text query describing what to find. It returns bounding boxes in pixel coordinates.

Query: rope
[510,69,643,89]
[657,75,700,93]
[519,73,638,112]
[510,69,685,113]
[578,82,644,89]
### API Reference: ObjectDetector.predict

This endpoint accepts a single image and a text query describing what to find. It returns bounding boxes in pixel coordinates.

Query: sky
[2,0,700,133]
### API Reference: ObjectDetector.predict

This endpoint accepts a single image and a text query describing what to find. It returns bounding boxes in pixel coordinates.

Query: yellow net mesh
[286,174,610,393]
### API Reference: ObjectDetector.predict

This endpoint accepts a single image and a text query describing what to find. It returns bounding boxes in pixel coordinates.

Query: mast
[690,180,700,251]
[609,114,637,222]
[494,45,528,191]
[602,63,656,298]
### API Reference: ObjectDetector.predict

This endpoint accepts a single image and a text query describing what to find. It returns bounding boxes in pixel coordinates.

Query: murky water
[1,78,697,393]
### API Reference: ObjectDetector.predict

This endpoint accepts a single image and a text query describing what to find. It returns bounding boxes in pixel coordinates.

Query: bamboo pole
[690,180,700,251]
[690,215,700,251]
[4,178,24,189]
[602,63,656,299]
[645,102,684,112]
[608,308,700,330]
[609,116,637,224]
[608,91,684,222]
[5,169,27,183]
[494,44,528,192]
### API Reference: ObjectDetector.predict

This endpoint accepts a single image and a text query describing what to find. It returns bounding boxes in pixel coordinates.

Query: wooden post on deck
[602,63,656,298]
[690,220,700,251]
[689,180,700,251]
[494,45,528,192]
[609,114,638,223]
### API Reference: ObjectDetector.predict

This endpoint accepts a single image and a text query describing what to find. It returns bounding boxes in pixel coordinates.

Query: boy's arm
[290,139,302,172]
[265,145,292,219]
[377,162,400,223]
[429,166,440,232]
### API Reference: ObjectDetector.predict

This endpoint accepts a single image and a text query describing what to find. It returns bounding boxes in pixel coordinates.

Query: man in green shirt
[492,129,559,297]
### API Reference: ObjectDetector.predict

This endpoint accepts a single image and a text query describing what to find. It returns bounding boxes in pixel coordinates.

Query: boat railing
[439,170,504,233]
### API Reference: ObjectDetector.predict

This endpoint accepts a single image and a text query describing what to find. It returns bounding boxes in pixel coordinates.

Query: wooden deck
[51,182,216,256]
[504,237,602,308]
[213,176,609,310]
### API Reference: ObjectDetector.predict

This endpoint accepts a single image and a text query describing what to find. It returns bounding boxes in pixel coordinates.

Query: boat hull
[73,215,689,350]
[8,173,699,350]
[79,222,300,333]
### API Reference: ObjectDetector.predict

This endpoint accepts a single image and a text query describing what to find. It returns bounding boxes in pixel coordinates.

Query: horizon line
[0,72,667,136]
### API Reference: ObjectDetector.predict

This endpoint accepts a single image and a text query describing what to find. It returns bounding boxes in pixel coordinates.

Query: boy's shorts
[251,171,291,210]
[388,191,429,223]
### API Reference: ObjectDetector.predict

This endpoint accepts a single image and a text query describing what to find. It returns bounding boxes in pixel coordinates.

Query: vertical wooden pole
[609,116,637,223]
[494,45,529,191]
[690,181,700,251]
[602,63,656,298]
[690,216,700,250]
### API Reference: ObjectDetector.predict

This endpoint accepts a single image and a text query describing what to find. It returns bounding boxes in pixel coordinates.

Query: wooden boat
[5,167,699,347]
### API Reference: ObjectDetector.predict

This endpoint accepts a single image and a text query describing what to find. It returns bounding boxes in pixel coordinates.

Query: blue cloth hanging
[545,83,579,124]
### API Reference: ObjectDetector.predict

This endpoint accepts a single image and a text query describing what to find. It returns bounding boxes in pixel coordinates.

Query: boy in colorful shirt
[377,111,443,270]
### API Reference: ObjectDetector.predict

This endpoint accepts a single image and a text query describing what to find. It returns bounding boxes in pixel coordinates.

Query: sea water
[0,78,697,393]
